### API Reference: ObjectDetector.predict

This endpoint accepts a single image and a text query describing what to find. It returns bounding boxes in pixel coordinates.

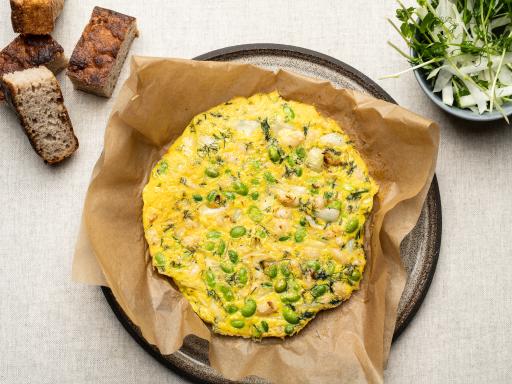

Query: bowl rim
[410,49,512,122]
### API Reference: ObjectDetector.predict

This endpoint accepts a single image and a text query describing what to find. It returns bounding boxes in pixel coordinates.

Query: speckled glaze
[102,44,442,384]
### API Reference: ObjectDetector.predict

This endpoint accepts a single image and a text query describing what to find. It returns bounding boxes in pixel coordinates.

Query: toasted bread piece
[1,66,78,164]
[66,6,138,98]
[0,34,67,103]
[10,0,65,34]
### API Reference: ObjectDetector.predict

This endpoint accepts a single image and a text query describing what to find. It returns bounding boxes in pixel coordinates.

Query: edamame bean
[266,264,278,278]
[205,269,215,287]
[228,250,239,264]
[225,304,238,314]
[268,146,280,163]
[282,292,301,303]
[237,267,248,285]
[219,285,234,301]
[311,284,328,298]
[280,263,291,277]
[220,262,233,273]
[350,269,361,282]
[224,192,236,200]
[216,240,226,255]
[248,206,263,222]
[284,324,295,335]
[241,298,257,317]
[231,320,245,329]
[205,167,219,178]
[274,278,287,293]
[283,105,295,120]
[328,200,342,210]
[306,260,321,271]
[230,226,247,238]
[250,191,259,200]
[207,230,222,239]
[294,227,307,242]
[295,167,303,177]
[232,181,249,196]
[205,241,215,251]
[283,307,299,324]
[154,252,165,266]
[344,217,359,233]
[296,147,306,159]
[192,194,203,202]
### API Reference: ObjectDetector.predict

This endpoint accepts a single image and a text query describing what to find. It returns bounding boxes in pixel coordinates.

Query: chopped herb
[260,118,271,141]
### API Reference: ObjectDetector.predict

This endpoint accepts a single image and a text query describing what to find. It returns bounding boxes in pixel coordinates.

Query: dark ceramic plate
[102,44,442,384]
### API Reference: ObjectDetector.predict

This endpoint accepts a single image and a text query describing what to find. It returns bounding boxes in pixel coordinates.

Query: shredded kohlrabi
[384,0,512,121]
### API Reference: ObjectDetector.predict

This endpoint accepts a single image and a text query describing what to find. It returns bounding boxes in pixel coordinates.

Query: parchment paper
[72,56,439,384]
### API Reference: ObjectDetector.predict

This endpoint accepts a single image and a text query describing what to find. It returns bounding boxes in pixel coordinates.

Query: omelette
[142,91,378,338]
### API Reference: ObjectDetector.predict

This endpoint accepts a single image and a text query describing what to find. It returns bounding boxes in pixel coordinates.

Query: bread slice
[66,6,138,98]
[1,66,78,164]
[0,34,67,103]
[10,0,64,34]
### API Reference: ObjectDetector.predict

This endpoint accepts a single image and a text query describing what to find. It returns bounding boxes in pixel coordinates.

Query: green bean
[230,320,245,329]
[274,278,287,293]
[260,321,269,332]
[225,304,238,314]
[311,284,328,298]
[284,324,295,335]
[205,167,219,178]
[237,267,248,285]
[192,194,203,202]
[205,269,216,287]
[228,250,239,264]
[241,298,257,317]
[268,146,280,163]
[283,307,300,324]
[344,217,359,233]
[154,252,165,266]
[266,264,278,278]
[248,206,263,222]
[232,181,249,196]
[230,226,247,238]
[220,262,233,273]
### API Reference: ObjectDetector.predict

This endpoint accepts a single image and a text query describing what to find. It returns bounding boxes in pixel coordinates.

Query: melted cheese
[142,91,378,338]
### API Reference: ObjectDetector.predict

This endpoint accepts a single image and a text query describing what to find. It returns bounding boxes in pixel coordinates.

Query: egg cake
[142,91,378,338]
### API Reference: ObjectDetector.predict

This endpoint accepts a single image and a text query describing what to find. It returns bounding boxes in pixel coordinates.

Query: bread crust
[1,67,78,165]
[66,6,138,98]
[10,0,65,34]
[0,34,67,102]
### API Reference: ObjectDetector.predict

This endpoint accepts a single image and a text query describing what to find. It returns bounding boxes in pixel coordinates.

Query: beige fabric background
[0,1,511,383]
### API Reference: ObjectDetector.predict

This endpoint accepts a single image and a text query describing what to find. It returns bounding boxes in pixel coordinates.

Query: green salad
[385,0,512,120]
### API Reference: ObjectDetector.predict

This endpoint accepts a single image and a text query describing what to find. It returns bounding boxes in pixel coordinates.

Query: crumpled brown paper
[72,56,439,384]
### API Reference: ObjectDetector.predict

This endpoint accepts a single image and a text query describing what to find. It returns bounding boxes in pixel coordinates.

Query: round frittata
[142,91,378,338]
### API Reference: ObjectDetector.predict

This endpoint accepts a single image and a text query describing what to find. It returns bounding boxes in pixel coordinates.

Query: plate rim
[102,43,442,382]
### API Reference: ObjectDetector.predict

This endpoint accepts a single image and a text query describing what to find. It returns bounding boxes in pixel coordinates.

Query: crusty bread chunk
[1,66,78,164]
[66,6,138,98]
[10,0,65,35]
[0,34,67,103]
